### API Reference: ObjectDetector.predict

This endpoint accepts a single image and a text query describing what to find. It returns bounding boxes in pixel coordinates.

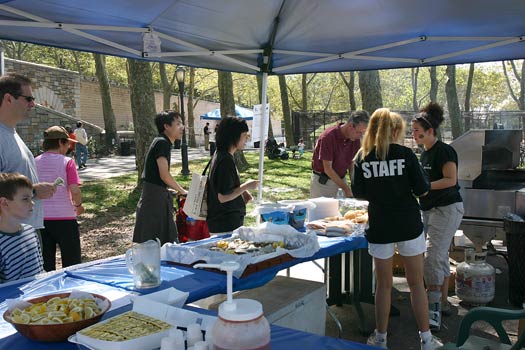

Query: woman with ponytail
[353,108,442,349]
[412,102,464,331]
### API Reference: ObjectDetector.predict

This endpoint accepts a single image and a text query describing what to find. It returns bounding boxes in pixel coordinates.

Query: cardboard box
[209,276,327,335]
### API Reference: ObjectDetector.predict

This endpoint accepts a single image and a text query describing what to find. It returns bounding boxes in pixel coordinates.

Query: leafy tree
[93,53,118,154]
[445,65,462,138]
[430,66,439,103]
[159,63,177,111]
[339,72,357,111]
[218,70,249,171]
[126,59,157,186]
[463,63,475,131]
[278,75,294,145]
[502,60,525,110]
[411,67,420,111]
[358,70,383,113]
[187,67,197,147]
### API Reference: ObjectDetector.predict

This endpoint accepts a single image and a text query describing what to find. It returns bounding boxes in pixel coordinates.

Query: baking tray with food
[162,223,320,278]
[306,209,368,237]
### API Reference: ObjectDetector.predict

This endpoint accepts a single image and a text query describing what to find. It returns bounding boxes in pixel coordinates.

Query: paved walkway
[77,148,210,182]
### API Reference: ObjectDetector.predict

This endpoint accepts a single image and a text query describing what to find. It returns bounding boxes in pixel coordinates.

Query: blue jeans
[75,143,88,166]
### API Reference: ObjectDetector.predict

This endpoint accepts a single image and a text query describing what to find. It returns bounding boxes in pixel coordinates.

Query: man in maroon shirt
[310,110,369,198]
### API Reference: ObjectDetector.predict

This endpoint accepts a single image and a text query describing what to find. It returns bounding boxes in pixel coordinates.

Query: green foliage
[3,40,523,117]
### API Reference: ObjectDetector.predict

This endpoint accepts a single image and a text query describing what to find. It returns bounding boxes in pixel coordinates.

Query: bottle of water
[336,188,345,215]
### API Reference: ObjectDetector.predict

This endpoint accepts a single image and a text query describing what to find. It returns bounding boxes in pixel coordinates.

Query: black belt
[313,170,345,179]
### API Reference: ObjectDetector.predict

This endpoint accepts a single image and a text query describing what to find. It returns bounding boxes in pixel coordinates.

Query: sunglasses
[15,94,36,103]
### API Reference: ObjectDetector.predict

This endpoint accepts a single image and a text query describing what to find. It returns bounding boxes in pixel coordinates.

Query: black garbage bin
[504,218,525,307]
[120,141,131,156]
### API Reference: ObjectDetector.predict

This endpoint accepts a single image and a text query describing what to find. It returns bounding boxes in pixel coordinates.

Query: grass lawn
[82,152,312,230]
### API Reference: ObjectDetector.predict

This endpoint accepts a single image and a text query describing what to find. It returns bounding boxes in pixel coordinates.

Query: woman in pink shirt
[35,126,84,271]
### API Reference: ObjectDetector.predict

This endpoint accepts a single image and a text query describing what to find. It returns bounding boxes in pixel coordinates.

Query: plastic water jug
[125,239,161,289]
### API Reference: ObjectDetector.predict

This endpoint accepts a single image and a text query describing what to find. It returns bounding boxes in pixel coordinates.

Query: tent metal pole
[0,45,4,75]
[257,72,269,202]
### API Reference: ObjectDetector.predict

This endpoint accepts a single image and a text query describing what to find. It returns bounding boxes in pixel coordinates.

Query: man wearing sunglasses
[0,74,57,232]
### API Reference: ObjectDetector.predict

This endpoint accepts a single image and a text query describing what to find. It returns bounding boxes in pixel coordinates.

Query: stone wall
[17,105,103,155]
[79,78,221,135]
[4,58,80,118]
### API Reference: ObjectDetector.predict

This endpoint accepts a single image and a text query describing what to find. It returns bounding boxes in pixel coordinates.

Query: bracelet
[74,203,83,207]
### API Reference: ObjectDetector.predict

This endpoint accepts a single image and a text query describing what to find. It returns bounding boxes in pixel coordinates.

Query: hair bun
[420,102,444,127]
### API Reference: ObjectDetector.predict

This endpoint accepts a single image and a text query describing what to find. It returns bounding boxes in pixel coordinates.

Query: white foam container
[307,197,339,221]
[70,294,216,350]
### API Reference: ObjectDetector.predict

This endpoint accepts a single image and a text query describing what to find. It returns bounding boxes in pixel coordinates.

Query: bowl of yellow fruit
[3,292,111,342]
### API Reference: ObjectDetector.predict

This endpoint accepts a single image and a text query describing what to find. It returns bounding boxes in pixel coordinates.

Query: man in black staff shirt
[133,111,187,245]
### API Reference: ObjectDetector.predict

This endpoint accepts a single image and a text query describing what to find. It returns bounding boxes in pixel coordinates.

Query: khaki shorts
[309,172,346,198]
[368,232,426,260]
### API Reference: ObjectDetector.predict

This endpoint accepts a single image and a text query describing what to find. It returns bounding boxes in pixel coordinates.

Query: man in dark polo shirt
[310,110,369,198]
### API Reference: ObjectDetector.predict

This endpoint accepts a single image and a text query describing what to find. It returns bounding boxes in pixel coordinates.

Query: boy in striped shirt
[0,173,44,283]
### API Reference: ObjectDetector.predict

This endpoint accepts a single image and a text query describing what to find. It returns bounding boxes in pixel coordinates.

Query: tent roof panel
[0,0,523,74]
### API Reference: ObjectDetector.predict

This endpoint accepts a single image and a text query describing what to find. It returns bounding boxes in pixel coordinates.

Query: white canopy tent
[0,0,523,199]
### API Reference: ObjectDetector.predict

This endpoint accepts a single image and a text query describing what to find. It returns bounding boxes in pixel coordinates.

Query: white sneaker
[421,335,443,350]
[429,302,442,331]
[367,330,388,349]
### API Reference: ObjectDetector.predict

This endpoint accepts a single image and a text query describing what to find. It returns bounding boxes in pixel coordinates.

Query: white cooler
[209,276,327,335]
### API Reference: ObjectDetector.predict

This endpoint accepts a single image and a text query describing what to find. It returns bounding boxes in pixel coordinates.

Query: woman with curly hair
[412,102,464,331]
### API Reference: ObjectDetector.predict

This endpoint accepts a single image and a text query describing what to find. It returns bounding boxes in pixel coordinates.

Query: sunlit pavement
[77,148,210,182]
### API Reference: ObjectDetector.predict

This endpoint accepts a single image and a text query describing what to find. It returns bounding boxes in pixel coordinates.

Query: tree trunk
[445,65,463,139]
[358,70,383,113]
[127,59,157,186]
[159,63,173,110]
[464,63,475,131]
[218,70,249,171]
[218,71,236,117]
[429,66,438,103]
[411,67,419,111]
[279,75,294,145]
[187,67,197,147]
[301,74,308,111]
[339,72,356,111]
[93,53,118,154]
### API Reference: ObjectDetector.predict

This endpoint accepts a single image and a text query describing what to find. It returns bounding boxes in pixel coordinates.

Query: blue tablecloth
[64,258,227,303]
[0,299,381,350]
[65,235,367,294]
[0,235,373,350]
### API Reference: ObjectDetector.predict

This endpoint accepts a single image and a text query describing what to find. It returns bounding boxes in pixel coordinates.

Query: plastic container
[212,299,270,350]
[338,198,368,216]
[278,200,316,231]
[194,262,270,350]
[255,203,292,226]
[504,218,525,307]
[307,197,339,221]
[455,249,495,305]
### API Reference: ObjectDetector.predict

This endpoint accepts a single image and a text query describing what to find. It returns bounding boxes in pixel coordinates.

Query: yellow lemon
[84,307,95,319]
[12,313,30,324]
